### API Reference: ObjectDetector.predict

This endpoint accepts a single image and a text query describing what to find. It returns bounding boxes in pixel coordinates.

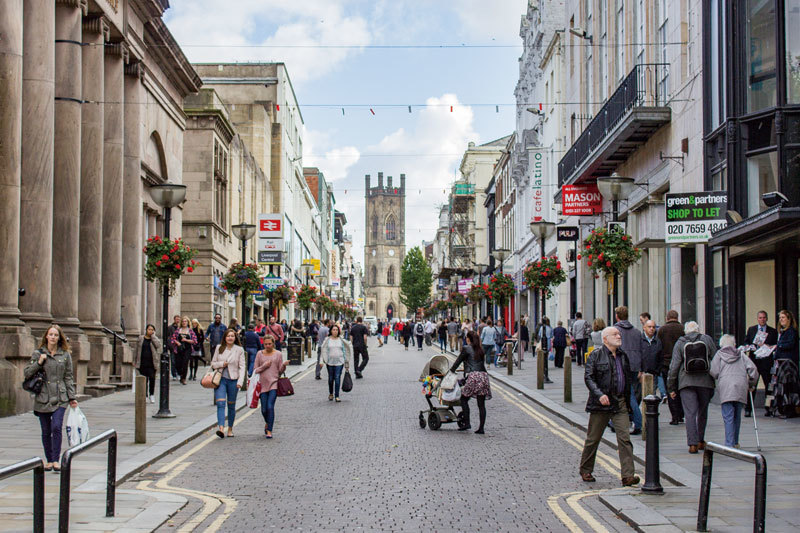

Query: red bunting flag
[370,108,375,115]
[276,104,280,111]
[450,105,453,112]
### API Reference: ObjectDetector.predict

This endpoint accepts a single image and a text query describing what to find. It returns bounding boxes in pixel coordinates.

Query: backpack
[683,339,710,373]
[415,323,424,335]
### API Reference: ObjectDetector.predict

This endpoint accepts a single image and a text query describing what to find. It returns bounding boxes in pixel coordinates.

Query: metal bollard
[507,343,513,376]
[641,373,653,440]
[135,375,146,443]
[536,347,545,389]
[641,394,664,493]
[564,354,572,402]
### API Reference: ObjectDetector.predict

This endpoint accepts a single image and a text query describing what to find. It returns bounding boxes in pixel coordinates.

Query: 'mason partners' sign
[665,191,728,243]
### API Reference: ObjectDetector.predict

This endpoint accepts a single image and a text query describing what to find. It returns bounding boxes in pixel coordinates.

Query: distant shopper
[402,321,413,350]
[414,320,425,351]
[206,314,227,359]
[243,323,262,376]
[775,309,799,365]
[167,314,181,380]
[25,325,78,472]
[709,335,758,448]
[190,319,205,381]
[170,316,197,385]
[438,320,448,353]
[571,312,590,366]
[480,318,496,366]
[769,310,800,417]
[450,330,492,434]
[309,320,320,350]
[519,319,530,360]
[447,317,460,351]
[641,320,665,397]
[552,320,569,368]
[382,322,390,345]
[318,324,352,402]
[537,317,554,383]
[743,310,777,417]
[667,321,717,453]
[350,317,370,379]
[315,319,330,379]
[614,306,643,435]
[267,316,285,350]
[254,335,289,439]
[136,324,161,403]
[579,327,639,486]
[376,320,384,347]
[658,310,685,425]
[590,318,606,349]
[494,319,509,362]
[290,319,305,338]
[211,329,246,438]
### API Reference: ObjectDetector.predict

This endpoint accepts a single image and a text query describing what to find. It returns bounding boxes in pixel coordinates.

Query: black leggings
[460,395,486,430]
[189,357,200,378]
[138,367,156,396]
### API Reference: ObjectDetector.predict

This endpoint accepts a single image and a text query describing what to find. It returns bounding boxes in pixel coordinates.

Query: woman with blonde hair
[211,328,246,437]
[170,316,196,385]
[190,318,205,381]
[24,325,77,471]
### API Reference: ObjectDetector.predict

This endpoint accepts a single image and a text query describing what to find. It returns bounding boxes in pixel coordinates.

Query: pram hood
[419,354,457,381]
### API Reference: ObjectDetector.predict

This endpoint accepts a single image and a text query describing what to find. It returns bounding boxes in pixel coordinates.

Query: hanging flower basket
[467,284,487,304]
[449,292,466,308]
[272,283,294,309]
[581,227,642,278]
[487,273,515,307]
[315,294,331,313]
[220,262,262,295]
[523,256,567,299]
[143,236,198,295]
[435,300,450,312]
[296,285,317,310]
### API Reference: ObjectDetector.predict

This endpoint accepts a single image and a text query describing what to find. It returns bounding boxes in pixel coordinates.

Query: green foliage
[220,262,262,295]
[400,247,433,313]
[523,256,567,299]
[272,283,295,309]
[142,236,197,295]
[487,273,515,307]
[449,292,466,308]
[467,284,486,303]
[296,285,318,311]
[582,227,642,277]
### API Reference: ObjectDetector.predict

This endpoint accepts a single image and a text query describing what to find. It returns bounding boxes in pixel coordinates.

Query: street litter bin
[287,335,303,365]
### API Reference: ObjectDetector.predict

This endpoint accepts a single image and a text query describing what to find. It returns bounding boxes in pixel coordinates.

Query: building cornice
[143,17,202,97]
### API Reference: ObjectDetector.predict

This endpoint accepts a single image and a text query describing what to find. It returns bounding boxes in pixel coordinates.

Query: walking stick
[749,390,762,451]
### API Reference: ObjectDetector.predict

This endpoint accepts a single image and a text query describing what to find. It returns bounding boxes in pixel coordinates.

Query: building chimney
[377,172,383,188]
[387,175,393,188]
[400,173,406,192]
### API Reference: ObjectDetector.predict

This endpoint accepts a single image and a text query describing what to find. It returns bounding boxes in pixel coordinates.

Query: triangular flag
[276,104,280,111]
[370,108,375,115]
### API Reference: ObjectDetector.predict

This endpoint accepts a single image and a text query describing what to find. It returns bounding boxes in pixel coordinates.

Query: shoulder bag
[276,372,294,397]
[341,369,353,392]
[201,347,225,389]
[23,368,45,395]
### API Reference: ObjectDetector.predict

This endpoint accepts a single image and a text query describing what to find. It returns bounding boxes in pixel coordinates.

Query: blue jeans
[260,389,278,431]
[327,364,343,398]
[656,374,667,397]
[721,401,743,447]
[630,386,642,430]
[214,377,239,428]
[246,347,258,376]
[482,345,495,366]
[439,337,447,351]
[35,407,65,463]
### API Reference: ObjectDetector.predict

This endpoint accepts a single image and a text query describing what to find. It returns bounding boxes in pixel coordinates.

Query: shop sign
[257,213,283,238]
[262,272,284,290]
[665,191,728,243]
[257,238,282,252]
[457,279,473,295]
[556,226,580,241]
[258,251,283,265]
[251,284,267,302]
[302,258,321,275]
[562,184,602,216]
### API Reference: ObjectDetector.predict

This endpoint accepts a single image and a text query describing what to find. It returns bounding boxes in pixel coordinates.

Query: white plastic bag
[440,371,458,392]
[441,380,461,402]
[247,372,261,408]
[65,406,90,447]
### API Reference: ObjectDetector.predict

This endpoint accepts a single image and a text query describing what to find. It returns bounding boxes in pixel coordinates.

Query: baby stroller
[418,354,468,430]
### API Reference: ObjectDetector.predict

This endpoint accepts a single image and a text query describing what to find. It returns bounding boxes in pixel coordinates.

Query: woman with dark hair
[190,319,205,381]
[24,325,77,471]
[769,310,800,418]
[318,324,352,402]
[211,328,246,438]
[450,330,491,434]
[135,324,161,403]
[253,335,289,439]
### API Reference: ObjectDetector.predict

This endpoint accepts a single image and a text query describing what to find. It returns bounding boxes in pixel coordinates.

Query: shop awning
[709,206,800,256]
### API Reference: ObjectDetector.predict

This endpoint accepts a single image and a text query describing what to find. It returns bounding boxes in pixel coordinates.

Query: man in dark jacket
[552,321,569,368]
[167,314,181,380]
[579,327,639,487]
[657,310,685,424]
[743,310,778,417]
[206,314,227,357]
[641,320,664,395]
[614,306,643,435]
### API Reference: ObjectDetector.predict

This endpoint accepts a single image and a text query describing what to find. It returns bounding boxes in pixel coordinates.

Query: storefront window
[711,167,727,191]
[785,148,800,208]
[712,250,727,339]
[710,0,726,127]
[746,151,779,215]
[746,0,777,112]
[787,1,800,103]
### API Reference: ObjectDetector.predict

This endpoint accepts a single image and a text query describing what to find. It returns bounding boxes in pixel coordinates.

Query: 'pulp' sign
[665,191,728,243]
[556,226,580,241]
[562,184,602,216]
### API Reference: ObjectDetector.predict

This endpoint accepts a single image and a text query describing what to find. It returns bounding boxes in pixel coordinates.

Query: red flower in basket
[162,254,169,261]
[174,263,181,270]
[155,260,161,266]
[187,267,193,273]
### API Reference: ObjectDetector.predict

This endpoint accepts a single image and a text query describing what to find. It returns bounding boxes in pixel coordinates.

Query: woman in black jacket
[402,321,413,351]
[450,330,492,434]
[775,310,799,365]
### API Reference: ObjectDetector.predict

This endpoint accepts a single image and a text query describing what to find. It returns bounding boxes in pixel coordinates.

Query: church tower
[364,172,406,321]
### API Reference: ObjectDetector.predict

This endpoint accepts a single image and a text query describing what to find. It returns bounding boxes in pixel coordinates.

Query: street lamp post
[491,249,510,323]
[529,220,556,335]
[596,173,636,319]
[298,263,312,322]
[314,275,326,319]
[150,183,187,419]
[232,223,256,329]
[472,263,488,318]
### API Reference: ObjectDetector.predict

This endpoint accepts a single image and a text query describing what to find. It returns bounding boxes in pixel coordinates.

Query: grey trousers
[579,396,635,478]
[315,346,322,378]
[680,386,714,446]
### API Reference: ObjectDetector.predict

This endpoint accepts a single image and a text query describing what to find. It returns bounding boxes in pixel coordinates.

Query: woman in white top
[318,324,352,402]
[210,329,246,438]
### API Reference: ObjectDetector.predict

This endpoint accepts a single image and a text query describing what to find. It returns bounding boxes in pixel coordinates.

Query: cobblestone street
[125,338,639,532]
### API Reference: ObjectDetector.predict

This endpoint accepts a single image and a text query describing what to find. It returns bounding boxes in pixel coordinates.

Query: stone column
[101,41,126,344]
[0,0,36,416]
[79,16,110,380]
[53,0,89,387]
[19,0,55,331]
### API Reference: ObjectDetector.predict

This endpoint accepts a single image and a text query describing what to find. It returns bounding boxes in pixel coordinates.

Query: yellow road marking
[566,491,611,533]
[547,494,584,533]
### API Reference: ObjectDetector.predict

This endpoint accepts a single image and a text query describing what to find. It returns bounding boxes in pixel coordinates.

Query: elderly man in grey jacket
[668,321,717,453]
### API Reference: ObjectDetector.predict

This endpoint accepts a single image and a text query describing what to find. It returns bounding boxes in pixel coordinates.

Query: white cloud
[303,127,361,182]
[456,0,528,41]
[164,0,371,83]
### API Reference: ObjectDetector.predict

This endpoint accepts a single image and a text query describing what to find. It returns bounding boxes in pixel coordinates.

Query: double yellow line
[137,367,314,532]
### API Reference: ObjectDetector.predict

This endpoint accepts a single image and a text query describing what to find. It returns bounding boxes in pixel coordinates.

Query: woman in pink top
[253,335,288,439]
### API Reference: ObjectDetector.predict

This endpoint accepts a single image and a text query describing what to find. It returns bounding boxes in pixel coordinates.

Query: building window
[657,0,669,100]
[746,0,777,112]
[213,141,228,228]
[746,151,779,216]
[634,0,644,66]
[712,249,728,339]
[385,215,396,241]
[686,0,695,76]
[371,265,377,285]
[371,215,378,241]
[584,0,593,115]
[599,1,608,100]
[615,0,625,83]
[709,0,727,128]
[787,1,800,103]
[387,265,394,285]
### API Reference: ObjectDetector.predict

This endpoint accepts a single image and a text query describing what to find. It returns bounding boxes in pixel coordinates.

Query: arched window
[387,265,395,285]
[371,265,377,285]
[371,215,378,240]
[385,215,396,241]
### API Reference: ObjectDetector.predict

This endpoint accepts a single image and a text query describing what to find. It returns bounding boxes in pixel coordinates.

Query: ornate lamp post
[150,183,186,419]
[231,223,256,327]
[529,220,556,332]
[472,263,488,317]
[314,275,326,319]
[596,172,636,317]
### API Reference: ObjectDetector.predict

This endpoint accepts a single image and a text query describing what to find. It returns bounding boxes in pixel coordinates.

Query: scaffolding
[448,181,475,271]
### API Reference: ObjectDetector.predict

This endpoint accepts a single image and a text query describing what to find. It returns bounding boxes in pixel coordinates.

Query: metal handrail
[0,457,45,531]
[59,429,117,533]
[102,327,127,378]
[101,327,127,343]
[697,441,767,532]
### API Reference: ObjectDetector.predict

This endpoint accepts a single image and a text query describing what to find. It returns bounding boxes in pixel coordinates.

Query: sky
[164,0,528,265]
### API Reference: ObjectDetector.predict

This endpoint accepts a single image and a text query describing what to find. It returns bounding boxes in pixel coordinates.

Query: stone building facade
[364,173,406,321]
[0,0,200,415]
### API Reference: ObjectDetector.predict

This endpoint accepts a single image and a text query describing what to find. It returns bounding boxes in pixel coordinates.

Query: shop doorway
[744,260,776,332]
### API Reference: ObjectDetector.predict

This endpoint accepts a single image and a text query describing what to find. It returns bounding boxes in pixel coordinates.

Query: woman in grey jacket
[709,335,758,448]
[318,324,352,402]
[24,325,77,472]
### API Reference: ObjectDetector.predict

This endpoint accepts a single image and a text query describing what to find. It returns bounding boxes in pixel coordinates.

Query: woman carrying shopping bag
[450,330,492,434]
[135,324,161,403]
[170,316,197,385]
[210,329,246,438]
[24,325,78,472]
[253,335,289,439]
[318,324,352,402]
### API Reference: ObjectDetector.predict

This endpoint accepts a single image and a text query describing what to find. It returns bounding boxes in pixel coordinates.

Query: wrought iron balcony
[558,63,671,188]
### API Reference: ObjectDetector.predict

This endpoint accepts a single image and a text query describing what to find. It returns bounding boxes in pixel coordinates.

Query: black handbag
[23,369,45,395]
[341,370,353,393]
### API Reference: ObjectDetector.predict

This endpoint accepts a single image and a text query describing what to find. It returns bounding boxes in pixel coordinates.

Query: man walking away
[614,306,643,435]
[350,317,369,379]
[668,321,717,453]
[658,310,685,424]
[743,310,777,417]
[315,319,330,379]
[579,327,640,486]
[414,320,425,351]
[571,312,590,366]
[167,314,181,380]
[447,317,460,352]
[710,335,758,448]
[424,319,434,346]
[402,321,413,350]
[552,321,569,368]
[206,314,227,361]
[642,320,664,397]
[243,323,262,376]
[376,320,384,347]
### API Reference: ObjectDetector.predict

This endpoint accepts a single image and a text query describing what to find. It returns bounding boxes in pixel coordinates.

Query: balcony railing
[558,63,670,187]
